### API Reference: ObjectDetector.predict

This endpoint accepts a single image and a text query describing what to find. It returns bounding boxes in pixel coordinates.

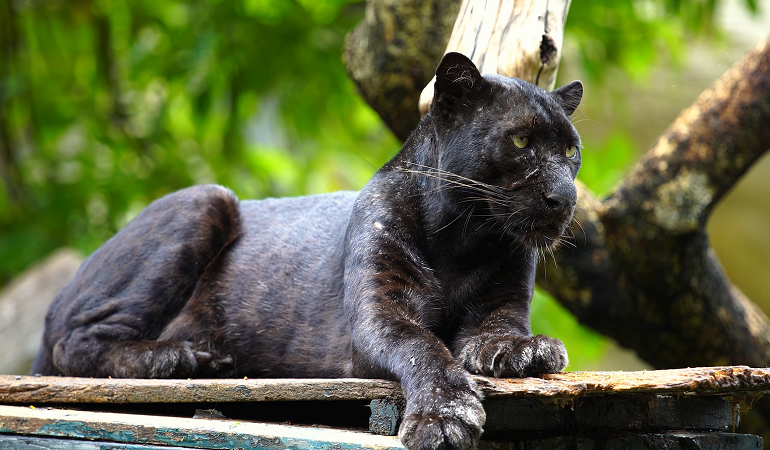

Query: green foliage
[0,0,398,282]
[561,0,760,196]
[565,0,742,84]
[576,130,637,197]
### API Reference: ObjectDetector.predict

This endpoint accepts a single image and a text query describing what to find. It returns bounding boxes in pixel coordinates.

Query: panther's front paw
[90,340,201,378]
[398,365,485,450]
[460,334,568,378]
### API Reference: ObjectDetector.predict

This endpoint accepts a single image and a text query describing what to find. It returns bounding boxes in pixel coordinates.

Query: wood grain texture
[478,366,770,398]
[0,410,761,450]
[369,398,406,436]
[2,366,768,404]
[418,0,571,114]
[0,377,401,404]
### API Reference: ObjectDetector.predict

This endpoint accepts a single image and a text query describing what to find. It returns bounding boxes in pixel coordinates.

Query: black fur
[33,53,583,450]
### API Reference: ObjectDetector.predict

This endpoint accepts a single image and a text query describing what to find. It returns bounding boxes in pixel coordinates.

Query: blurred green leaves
[576,130,636,197]
[564,0,738,84]
[560,0,759,198]
[0,0,398,282]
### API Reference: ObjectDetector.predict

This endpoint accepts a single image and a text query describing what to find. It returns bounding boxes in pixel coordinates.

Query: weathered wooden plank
[3,366,769,405]
[479,432,763,450]
[0,435,192,450]
[0,377,401,404]
[0,405,404,450]
[477,366,770,398]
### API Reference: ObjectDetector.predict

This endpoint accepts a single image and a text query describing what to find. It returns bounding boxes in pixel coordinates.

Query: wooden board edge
[0,405,404,450]
[2,366,770,404]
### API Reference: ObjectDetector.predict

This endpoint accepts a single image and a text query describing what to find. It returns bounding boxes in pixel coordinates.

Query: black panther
[33,52,583,450]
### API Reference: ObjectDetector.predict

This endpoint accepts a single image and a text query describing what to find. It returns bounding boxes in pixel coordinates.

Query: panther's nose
[543,189,577,217]
[542,162,577,217]
[544,193,576,213]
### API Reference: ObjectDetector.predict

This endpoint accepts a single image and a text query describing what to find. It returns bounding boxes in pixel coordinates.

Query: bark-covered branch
[343,0,460,141]
[343,0,570,138]
[534,39,770,432]
[538,36,770,370]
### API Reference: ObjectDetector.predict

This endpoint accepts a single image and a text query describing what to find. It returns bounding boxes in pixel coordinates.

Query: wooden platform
[1,366,769,449]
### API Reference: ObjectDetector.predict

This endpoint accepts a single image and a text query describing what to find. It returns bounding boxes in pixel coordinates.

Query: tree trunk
[417,0,570,114]
[343,0,770,438]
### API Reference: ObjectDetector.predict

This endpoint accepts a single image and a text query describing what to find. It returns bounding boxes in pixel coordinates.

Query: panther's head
[421,52,583,251]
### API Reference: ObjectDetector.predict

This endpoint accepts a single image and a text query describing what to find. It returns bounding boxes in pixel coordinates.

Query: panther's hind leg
[34,184,241,378]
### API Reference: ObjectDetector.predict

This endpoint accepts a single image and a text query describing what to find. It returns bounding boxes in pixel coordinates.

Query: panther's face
[423,53,583,251]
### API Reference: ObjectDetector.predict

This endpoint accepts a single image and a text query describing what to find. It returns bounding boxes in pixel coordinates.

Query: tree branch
[596,36,770,368]
[606,36,770,234]
[535,37,770,437]
[343,0,461,141]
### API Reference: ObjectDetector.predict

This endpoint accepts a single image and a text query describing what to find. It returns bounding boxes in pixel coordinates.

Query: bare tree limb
[606,36,770,235]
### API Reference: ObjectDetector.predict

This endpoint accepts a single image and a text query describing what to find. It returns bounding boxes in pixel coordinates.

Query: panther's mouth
[505,212,573,251]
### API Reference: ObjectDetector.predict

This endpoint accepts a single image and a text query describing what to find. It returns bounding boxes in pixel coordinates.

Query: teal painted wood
[369,399,405,435]
[0,406,404,450]
[0,435,192,450]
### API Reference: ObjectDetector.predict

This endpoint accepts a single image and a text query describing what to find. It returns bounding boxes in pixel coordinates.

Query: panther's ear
[551,80,583,116]
[434,52,482,104]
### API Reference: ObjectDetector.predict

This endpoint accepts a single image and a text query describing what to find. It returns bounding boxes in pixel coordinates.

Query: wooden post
[418,0,571,114]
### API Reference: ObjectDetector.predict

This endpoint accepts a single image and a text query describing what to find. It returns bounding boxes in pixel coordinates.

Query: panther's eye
[512,135,528,149]
[566,145,578,159]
